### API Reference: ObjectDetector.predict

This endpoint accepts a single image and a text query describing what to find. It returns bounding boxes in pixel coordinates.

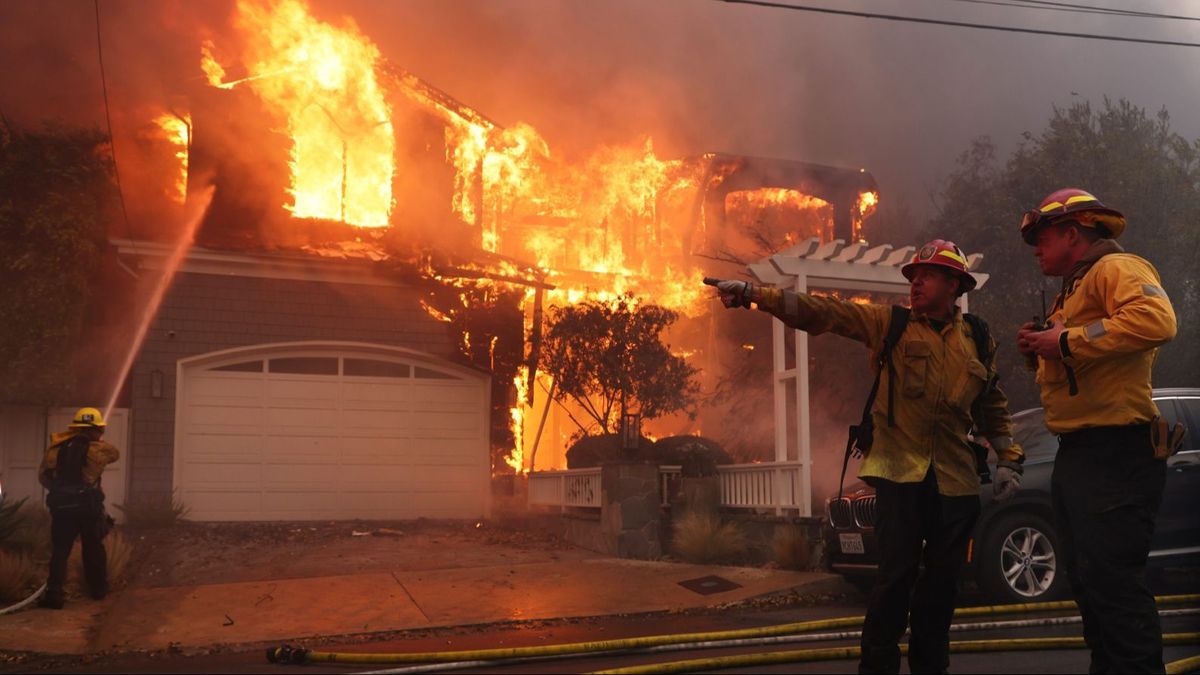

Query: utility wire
[946,0,1200,20]
[717,0,1200,47]
[1005,0,1200,22]
[93,0,133,237]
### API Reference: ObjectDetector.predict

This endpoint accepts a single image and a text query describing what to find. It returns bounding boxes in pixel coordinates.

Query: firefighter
[37,407,120,609]
[710,239,1024,674]
[1017,189,1177,673]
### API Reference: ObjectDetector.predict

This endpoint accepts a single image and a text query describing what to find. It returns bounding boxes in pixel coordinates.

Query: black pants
[1053,424,1166,674]
[859,468,980,674]
[46,506,107,601]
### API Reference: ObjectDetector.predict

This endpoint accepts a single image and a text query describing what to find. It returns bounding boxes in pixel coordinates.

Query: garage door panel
[183,460,262,486]
[181,432,261,454]
[179,348,489,521]
[338,432,412,454]
[186,405,263,430]
[265,407,342,432]
[339,409,412,430]
[263,434,342,460]
[261,463,340,489]
[343,381,413,402]
[413,394,482,410]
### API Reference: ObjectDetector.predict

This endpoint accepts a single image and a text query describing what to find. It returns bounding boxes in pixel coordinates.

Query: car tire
[978,512,1068,604]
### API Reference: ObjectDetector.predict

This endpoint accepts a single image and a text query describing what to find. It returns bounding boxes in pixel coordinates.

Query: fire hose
[264,593,1200,667]
[589,633,1200,675]
[0,583,46,616]
[345,609,1200,675]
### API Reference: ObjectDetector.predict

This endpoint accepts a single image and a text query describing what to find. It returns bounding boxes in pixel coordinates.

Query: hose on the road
[264,593,1200,666]
[0,583,45,616]
[589,632,1200,675]
[351,608,1200,675]
[1167,653,1200,675]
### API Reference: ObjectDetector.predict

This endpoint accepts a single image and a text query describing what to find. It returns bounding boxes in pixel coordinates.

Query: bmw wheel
[979,512,1067,603]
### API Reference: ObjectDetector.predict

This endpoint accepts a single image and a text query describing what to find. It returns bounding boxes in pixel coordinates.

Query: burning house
[0,0,884,522]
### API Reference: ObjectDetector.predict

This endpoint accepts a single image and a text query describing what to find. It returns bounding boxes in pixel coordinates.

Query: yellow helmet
[69,407,106,429]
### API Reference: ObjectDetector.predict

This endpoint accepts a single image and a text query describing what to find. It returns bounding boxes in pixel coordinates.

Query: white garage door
[175,344,490,521]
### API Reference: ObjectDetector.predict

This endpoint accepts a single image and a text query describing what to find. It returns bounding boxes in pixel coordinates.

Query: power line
[93,0,133,237]
[716,0,1200,47]
[945,0,1199,21]
[1005,0,1200,22]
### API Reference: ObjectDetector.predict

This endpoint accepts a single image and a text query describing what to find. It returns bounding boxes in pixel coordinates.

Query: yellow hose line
[290,593,1200,665]
[590,632,1200,675]
[1167,653,1200,675]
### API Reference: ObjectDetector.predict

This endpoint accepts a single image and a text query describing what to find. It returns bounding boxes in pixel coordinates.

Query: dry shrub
[2,502,51,559]
[68,529,134,595]
[772,525,812,570]
[671,512,747,565]
[115,492,190,529]
[0,549,38,603]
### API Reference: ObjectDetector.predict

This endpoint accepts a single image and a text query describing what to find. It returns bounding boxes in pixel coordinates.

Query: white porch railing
[528,462,806,515]
[718,462,804,513]
[527,467,601,512]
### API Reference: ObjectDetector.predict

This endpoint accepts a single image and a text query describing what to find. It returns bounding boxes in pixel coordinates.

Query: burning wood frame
[122,0,886,476]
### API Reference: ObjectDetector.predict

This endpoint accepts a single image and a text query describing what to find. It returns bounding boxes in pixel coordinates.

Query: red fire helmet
[1020,188,1126,244]
[901,239,977,293]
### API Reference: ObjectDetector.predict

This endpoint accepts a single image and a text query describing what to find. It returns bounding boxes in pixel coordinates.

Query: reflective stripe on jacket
[756,288,1021,497]
[1038,252,1177,434]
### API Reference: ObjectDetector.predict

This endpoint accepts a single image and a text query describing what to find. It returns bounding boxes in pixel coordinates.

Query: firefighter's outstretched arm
[708,279,889,350]
[1059,257,1177,364]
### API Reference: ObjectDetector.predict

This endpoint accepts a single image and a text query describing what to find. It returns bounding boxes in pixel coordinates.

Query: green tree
[926,99,1200,409]
[0,120,115,403]
[542,295,700,437]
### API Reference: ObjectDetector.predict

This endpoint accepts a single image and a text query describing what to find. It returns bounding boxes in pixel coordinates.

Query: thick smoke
[5,0,1198,232]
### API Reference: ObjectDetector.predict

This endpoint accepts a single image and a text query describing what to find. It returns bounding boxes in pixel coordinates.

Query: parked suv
[825,388,1200,603]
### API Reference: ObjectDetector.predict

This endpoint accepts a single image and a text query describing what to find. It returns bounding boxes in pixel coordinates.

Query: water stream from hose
[103,186,214,419]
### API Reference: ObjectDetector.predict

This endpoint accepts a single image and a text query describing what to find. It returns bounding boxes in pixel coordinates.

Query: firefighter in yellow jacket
[711,240,1024,674]
[1017,189,1177,673]
[37,407,120,609]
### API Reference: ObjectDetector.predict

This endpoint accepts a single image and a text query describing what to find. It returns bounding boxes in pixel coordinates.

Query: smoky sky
[3,0,1199,230]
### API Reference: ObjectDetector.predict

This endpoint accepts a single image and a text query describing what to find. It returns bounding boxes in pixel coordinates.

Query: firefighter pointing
[1017,189,1177,673]
[37,407,120,609]
[708,239,1024,675]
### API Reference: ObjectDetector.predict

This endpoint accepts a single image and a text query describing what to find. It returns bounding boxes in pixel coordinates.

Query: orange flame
[153,113,190,204]
[218,0,394,227]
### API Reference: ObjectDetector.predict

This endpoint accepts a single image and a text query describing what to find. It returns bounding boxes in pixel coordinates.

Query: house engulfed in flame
[88,0,882,521]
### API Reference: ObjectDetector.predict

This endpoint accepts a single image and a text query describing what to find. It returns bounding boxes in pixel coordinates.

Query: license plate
[839,533,865,555]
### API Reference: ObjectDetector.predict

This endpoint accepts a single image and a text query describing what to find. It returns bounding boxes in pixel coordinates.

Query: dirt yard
[123,518,589,589]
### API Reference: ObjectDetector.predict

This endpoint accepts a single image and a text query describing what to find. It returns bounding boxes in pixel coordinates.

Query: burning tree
[542,296,699,439]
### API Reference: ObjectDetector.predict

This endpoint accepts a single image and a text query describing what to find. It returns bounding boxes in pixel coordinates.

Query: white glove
[715,279,755,309]
[993,463,1021,501]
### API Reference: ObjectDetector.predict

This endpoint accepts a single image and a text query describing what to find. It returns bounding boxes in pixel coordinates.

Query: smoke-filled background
[4,0,1199,230]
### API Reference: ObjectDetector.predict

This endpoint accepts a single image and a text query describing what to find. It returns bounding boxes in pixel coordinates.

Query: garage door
[175,344,490,521]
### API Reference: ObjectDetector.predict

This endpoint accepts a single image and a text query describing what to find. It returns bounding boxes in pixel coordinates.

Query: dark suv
[825,388,1200,603]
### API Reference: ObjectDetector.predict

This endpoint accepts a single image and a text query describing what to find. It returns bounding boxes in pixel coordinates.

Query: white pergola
[746,238,990,517]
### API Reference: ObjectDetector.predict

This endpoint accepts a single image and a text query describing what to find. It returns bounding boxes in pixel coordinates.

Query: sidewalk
[0,559,843,655]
